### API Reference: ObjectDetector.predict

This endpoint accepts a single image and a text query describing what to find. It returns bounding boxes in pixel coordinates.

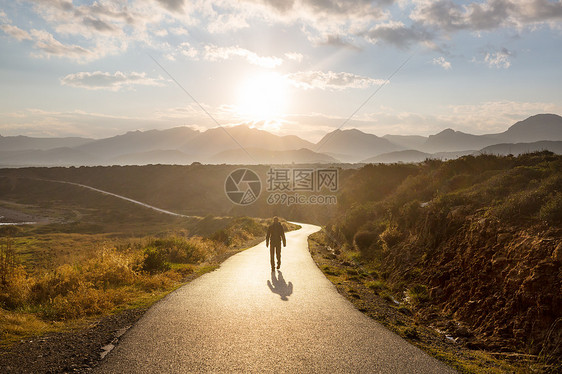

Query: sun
[236,72,288,121]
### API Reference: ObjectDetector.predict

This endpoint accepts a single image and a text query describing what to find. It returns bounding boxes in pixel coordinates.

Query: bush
[380,225,403,249]
[321,265,340,276]
[0,266,30,309]
[31,264,82,304]
[141,247,170,274]
[408,284,429,304]
[398,200,423,229]
[84,248,137,287]
[353,230,382,258]
[539,192,562,224]
[210,229,229,245]
[48,282,113,320]
[496,189,546,221]
[366,280,385,292]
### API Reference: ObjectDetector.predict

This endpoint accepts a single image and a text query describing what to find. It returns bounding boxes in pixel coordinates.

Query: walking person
[266,217,286,272]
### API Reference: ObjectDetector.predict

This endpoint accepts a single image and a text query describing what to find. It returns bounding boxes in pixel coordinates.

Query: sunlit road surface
[95,223,455,373]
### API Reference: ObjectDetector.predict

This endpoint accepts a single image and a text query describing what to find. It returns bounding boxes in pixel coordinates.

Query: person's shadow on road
[267,271,293,301]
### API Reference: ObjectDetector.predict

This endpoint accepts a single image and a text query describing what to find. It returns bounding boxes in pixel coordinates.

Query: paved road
[96,224,454,373]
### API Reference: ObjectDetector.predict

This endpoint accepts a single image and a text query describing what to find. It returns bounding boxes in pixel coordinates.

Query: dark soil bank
[0,308,146,374]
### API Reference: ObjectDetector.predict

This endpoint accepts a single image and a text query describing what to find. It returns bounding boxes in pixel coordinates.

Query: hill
[316,129,403,162]
[491,113,562,143]
[0,147,100,167]
[478,140,562,156]
[2,113,562,166]
[109,149,195,165]
[206,147,338,164]
[77,127,200,159]
[361,150,432,164]
[179,125,314,157]
[422,128,497,153]
[0,134,93,152]
[383,134,427,150]
[322,152,562,362]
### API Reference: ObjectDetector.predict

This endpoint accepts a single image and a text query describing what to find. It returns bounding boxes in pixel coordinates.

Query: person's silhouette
[267,271,293,301]
[266,216,286,271]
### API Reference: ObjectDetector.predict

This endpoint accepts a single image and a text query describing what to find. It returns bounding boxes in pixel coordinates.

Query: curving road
[95,224,455,373]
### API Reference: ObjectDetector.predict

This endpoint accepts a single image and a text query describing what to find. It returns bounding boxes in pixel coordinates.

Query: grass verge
[308,230,550,373]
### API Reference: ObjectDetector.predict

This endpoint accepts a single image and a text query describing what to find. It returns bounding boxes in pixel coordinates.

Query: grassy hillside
[320,152,561,370]
[0,164,351,223]
[0,179,298,346]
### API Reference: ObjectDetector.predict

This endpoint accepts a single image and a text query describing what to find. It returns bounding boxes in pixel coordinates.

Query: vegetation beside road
[0,216,297,347]
[312,151,561,372]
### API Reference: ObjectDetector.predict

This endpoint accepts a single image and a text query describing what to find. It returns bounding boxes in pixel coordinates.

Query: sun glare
[236,72,288,121]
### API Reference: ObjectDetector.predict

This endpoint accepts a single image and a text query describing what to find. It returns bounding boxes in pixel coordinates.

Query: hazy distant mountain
[77,127,200,159]
[180,125,314,156]
[2,113,562,166]
[315,129,403,162]
[206,147,338,164]
[0,134,93,152]
[478,141,562,156]
[490,114,562,143]
[433,150,476,160]
[109,150,195,165]
[421,114,562,153]
[362,150,431,164]
[422,129,497,153]
[383,135,427,150]
[0,147,100,167]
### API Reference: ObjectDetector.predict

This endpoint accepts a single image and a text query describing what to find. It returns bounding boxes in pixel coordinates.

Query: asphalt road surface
[95,223,455,373]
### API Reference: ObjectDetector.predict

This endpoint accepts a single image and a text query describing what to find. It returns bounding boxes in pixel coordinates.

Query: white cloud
[203,45,283,68]
[155,0,186,13]
[483,47,513,68]
[286,70,386,90]
[1,24,32,41]
[365,21,432,47]
[60,71,165,91]
[432,56,452,70]
[207,13,249,33]
[170,26,189,35]
[284,52,303,62]
[154,29,168,37]
[178,42,198,58]
[29,29,98,62]
[411,0,562,33]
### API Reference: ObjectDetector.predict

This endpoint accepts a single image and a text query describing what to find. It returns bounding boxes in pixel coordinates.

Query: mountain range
[1,114,561,166]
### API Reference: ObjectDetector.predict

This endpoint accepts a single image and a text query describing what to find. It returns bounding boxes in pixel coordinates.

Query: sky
[0,0,561,142]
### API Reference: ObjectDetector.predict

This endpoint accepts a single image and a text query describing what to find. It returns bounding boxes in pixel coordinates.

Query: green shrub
[210,229,229,245]
[496,189,546,220]
[141,247,170,274]
[0,266,30,309]
[353,230,382,258]
[31,264,82,304]
[398,200,423,228]
[84,248,136,287]
[322,265,340,276]
[366,280,385,292]
[380,225,403,249]
[148,237,206,264]
[408,284,429,304]
[539,192,562,224]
